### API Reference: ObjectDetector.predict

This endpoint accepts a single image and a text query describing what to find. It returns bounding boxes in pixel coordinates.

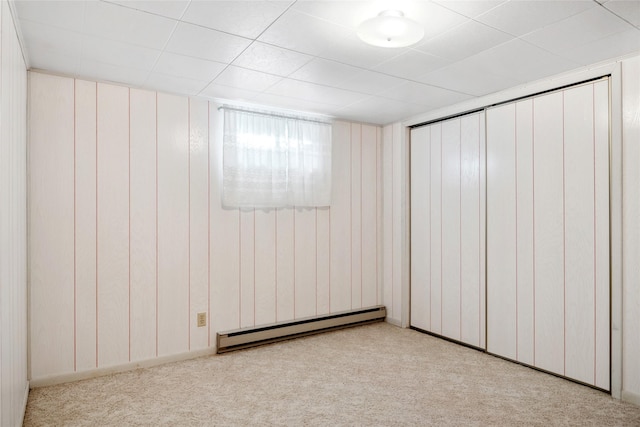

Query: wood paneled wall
[28,71,382,381]
[621,56,640,403]
[381,123,404,324]
[0,1,28,424]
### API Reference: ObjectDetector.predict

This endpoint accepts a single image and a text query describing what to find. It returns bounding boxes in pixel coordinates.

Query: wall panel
[1,3,28,423]
[157,93,189,357]
[240,210,256,328]
[361,125,379,308]
[129,88,157,361]
[255,210,276,325]
[330,121,352,313]
[295,209,317,318]
[74,80,97,370]
[28,71,383,382]
[29,73,75,379]
[96,84,130,367]
[189,98,210,350]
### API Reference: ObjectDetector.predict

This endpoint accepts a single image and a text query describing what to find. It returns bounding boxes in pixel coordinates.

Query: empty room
[1,0,640,425]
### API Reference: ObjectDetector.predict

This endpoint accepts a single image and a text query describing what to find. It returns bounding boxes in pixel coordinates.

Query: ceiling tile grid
[14,0,640,125]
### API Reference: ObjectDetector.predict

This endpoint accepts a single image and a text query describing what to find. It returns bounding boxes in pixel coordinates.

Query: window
[222,106,332,208]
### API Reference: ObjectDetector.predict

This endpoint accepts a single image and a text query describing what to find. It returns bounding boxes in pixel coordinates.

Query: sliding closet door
[486,79,610,390]
[410,112,486,349]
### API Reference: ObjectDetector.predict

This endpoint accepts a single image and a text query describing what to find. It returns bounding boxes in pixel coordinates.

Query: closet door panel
[487,104,517,361]
[564,84,596,385]
[593,80,610,391]
[410,126,430,331]
[429,124,443,335]
[460,113,482,347]
[533,92,565,377]
[411,112,484,348]
[441,120,461,341]
[515,99,535,366]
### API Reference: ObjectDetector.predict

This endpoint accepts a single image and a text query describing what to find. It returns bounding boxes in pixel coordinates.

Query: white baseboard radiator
[216,305,386,353]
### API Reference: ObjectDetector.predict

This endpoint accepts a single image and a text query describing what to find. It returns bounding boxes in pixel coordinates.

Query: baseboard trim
[30,348,216,388]
[19,381,29,426]
[622,390,640,406]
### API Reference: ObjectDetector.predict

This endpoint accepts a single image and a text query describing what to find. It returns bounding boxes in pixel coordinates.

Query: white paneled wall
[410,112,486,348]
[0,0,28,425]
[28,71,382,382]
[486,80,610,389]
[622,56,640,404]
[382,123,405,325]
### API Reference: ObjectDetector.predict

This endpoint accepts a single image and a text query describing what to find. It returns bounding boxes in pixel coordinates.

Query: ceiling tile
[165,22,252,64]
[14,0,86,33]
[432,0,507,18]
[105,0,190,20]
[459,39,580,84]
[378,81,472,109]
[417,61,520,97]
[231,42,313,77]
[144,73,209,96]
[79,58,149,87]
[315,32,409,69]
[153,52,226,82]
[257,9,351,57]
[266,79,367,106]
[559,28,640,66]
[374,50,452,80]
[337,96,428,125]
[81,35,161,71]
[251,93,337,116]
[476,0,596,36]
[289,58,362,87]
[200,84,261,103]
[522,5,633,54]
[82,1,177,50]
[213,66,282,92]
[333,70,405,96]
[182,1,292,39]
[19,20,83,58]
[605,0,640,28]
[416,20,513,61]
[26,46,80,76]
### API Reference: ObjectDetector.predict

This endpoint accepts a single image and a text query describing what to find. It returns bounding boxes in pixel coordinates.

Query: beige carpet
[24,323,640,426]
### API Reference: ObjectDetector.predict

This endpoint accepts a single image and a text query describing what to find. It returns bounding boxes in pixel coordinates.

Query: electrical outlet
[197,312,206,327]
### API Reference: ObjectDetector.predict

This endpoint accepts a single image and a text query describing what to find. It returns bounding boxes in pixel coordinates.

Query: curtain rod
[217,105,332,125]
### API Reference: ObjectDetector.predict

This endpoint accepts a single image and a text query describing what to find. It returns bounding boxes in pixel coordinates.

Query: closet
[410,78,610,390]
[410,111,486,349]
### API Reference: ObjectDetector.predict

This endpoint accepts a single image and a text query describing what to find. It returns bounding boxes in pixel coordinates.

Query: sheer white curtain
[222,107,332,208]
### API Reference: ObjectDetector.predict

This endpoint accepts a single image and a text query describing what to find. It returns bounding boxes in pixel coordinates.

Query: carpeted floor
[24,322,640,426]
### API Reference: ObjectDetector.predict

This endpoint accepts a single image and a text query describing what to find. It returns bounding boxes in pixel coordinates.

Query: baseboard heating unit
[216,305,386,353]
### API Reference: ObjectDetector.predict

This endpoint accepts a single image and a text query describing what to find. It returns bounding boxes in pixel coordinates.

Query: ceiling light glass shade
[357,10,424,48]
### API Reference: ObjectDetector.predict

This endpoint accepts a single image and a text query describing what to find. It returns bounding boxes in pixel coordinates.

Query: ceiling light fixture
[356,10,424,48]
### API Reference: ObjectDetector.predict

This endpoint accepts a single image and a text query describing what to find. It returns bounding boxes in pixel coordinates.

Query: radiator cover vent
[216,306,386,353]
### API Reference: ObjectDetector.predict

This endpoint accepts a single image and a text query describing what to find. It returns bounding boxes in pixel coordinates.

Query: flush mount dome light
[357,10,424,48]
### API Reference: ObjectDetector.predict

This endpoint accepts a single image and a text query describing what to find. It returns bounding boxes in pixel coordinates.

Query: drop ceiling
[13,0,640,125]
